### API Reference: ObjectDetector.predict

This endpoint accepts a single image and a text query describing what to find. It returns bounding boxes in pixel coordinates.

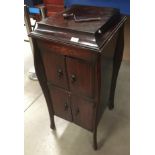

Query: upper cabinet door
[41,51,68,89]
[66,57,95,98]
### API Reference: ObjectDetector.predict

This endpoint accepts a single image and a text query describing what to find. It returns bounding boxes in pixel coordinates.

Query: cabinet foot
[50,117,56,130]
[93,142,97,150]
[50,124,56,130]
[108,100,114,110]
[93,129,98,150]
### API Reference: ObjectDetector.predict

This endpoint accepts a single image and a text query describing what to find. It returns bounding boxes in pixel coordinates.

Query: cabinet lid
[30,5,126,50]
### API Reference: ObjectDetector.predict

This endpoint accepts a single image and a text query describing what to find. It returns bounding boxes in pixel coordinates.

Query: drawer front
[41,51,68,89]
[71,95,94,131]
[37,40,97,63]
[66,57,95,98]
[50,86,72,121]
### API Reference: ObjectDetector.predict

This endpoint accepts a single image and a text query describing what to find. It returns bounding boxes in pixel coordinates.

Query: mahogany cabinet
[29,5,127,150]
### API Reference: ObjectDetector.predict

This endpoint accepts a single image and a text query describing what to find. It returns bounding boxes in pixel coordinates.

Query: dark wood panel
[39,46,68,89]
[66,57,95,98]
[50,86,72,121]
[37,40,97,63]
[71,95,94,131]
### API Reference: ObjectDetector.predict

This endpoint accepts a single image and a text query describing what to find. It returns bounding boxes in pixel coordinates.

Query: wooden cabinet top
[30,5,127,51]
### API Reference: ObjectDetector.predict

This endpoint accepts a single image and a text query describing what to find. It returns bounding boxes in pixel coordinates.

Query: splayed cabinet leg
[109,25,125,110]
[93,126,98,150]
[50,116,56,130]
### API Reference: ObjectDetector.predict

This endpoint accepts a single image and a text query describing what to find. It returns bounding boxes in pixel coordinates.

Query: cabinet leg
[33,40,56,130]
[108,69,118,110]
[108,98,114,110]
[50,116,56,130]
[93,128,98,150]
[109,25,124,110]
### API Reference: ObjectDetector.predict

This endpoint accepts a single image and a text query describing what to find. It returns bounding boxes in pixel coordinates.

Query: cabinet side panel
[98,32,118,121]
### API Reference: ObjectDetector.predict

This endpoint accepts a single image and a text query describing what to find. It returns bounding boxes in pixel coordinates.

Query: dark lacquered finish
[29,5,127,150]
[49,86,72,121]
[66,57,95,98]
[71,95,94,131]
[41,50,68,89]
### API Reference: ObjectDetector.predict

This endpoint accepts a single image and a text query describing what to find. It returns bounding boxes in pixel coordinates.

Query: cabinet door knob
[71,74,76,83]
[57,69,63,79]
[64,103,68,110]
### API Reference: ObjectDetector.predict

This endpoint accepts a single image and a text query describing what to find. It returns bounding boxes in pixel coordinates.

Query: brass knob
[57,69,63,79]
[71,74,76,83]
[98,29,102,34]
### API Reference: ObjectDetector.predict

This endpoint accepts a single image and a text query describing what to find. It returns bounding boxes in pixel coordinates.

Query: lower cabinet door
[71,95,95,131]
[50,86,72,121]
